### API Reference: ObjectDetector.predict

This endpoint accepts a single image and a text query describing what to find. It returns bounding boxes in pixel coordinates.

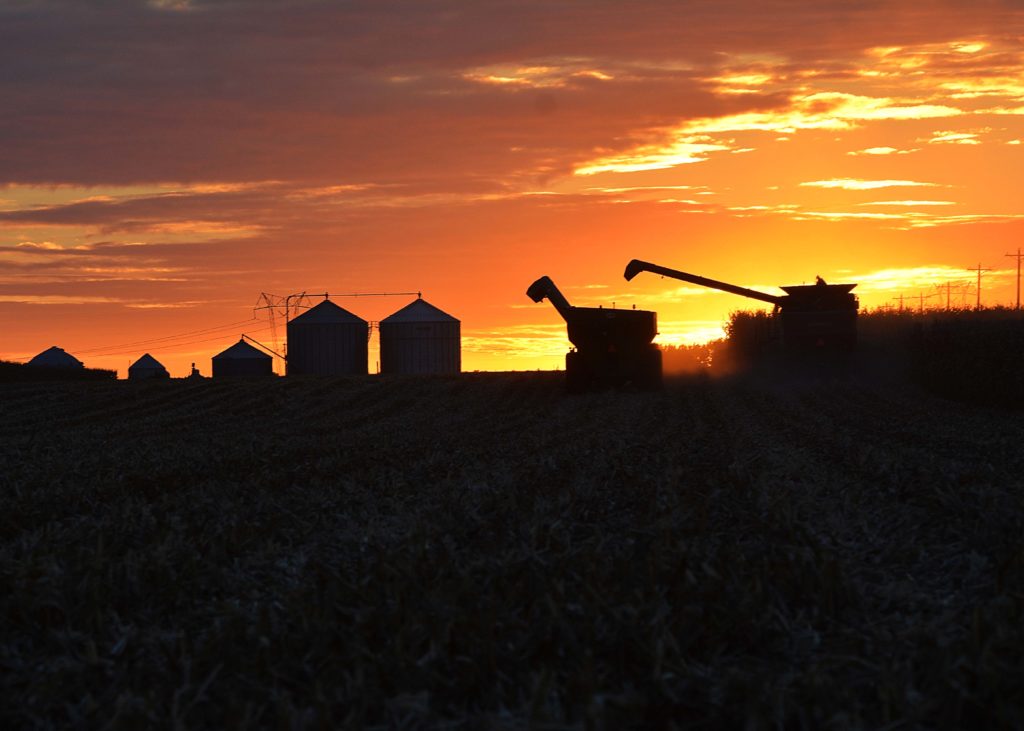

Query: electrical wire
[72,316,260,355]
[9,289,423,362]
[8,316,266,361]
[89,325,276,358]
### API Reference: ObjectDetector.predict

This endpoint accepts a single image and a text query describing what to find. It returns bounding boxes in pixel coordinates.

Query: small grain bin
[379,297,460,374]
[27,346,84,369]
[212,338,274,378]
[128,353,170,380]
[286,299,368,376]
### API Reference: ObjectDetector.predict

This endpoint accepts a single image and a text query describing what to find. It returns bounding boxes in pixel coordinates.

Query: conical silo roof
[290,299,366,325]
[129,353,166,371]
[381,298,458,323]
[28,346,84,368]
[213,339,272,360]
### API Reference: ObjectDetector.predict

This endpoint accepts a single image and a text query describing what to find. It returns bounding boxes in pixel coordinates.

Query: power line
[255,290,422,320]
[72,316,258,356]
[9,316,262,361]
[967,263,992,310]
[254,290,422,357]
[1003,247,1019,311]
[78,324,275,359]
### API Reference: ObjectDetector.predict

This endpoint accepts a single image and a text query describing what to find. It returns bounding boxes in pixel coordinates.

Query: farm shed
[212,339,274,378]
[286,299,368,376]
[380,297,461,374]
[28,346,84,369]
[128,353,170,380]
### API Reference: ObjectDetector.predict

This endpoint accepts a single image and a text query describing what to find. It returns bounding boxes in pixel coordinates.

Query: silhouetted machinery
[624,259,859,352]
[527,276,662,392]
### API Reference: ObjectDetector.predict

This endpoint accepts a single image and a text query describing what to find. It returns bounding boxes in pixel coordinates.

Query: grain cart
[623,259,859,352]
[526,276,662,392]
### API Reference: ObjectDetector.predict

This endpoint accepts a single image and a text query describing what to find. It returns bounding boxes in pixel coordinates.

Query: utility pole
[967,263,992,310]
[1005,247,1023,310]
[892,293,906,312]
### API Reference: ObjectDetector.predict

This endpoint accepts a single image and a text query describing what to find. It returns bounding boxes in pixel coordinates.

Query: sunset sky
[2,0,1023,376]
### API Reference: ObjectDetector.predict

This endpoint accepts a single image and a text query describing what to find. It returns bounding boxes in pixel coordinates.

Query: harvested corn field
[1,372,1023,728]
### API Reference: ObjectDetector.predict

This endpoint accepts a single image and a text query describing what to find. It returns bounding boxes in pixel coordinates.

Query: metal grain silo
[212,338,274,378]
[128,353,170,380]
[28,346,84,369]
[286,299,368,376]
[379,298,460,374]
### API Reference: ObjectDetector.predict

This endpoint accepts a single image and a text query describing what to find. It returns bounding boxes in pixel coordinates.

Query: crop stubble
[1,372,1022,729]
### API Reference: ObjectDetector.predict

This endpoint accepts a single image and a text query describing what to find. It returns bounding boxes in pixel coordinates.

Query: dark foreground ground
[1,371,1022,729]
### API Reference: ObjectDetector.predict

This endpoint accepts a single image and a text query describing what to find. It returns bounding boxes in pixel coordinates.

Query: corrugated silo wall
[212,358,274,378]
[286,322,369,375]
[380,321,461,374]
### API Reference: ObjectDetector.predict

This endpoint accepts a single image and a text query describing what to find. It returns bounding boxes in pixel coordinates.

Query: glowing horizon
[1,2,1023,376]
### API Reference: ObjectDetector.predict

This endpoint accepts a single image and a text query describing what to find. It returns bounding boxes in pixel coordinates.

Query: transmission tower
[254,292,287,356]
[253,289,423,359]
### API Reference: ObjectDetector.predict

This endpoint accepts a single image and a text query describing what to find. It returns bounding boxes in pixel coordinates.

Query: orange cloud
[575,137,732,174]
[926,130,983,144]
[942,77,1024,99]
[573,90,963,175]
[800,179,940,190]
[851,265,1002,292]
[858,200,955,206]
[461,62,615,89]
[847,146,917,155]
[0,295,124,305]
[684,92,961,135]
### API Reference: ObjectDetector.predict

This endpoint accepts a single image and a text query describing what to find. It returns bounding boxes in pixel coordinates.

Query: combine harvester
[527,276,662,392]
[623,259,859,354]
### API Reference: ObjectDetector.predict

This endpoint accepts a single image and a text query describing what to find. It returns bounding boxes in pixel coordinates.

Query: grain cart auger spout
[623,259,859,353]
[527,276,662,393]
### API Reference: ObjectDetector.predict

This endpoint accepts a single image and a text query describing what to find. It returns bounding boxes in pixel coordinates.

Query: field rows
[2,372,1023,728]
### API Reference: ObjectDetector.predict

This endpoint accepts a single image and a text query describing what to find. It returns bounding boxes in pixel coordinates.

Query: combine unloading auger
[527,276,662,392]
[624,259,858,352]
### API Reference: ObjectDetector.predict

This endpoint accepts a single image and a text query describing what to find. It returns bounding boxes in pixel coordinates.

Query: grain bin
[286,299,368,376]
[212,338,274,378]
[128,353,170,380]
[379,297,460,374]
[28,346,84,369]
